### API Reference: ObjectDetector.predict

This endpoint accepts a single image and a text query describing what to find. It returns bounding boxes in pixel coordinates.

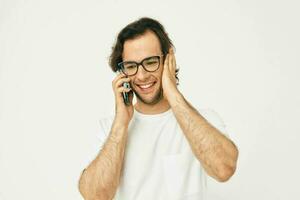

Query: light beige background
[0,0,299,199]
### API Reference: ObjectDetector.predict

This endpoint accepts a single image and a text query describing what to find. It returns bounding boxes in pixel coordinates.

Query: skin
[78,30,239,200]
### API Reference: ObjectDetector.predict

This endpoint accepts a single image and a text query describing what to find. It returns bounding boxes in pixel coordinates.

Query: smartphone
[117,69,131,106]
[122,81,131,106]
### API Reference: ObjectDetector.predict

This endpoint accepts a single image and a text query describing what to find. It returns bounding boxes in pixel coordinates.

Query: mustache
[132,85,163,105]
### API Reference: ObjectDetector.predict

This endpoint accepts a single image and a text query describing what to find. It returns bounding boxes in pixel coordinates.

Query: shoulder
[99,115,114,129]
[197,108,228,136]
[79,114,114,170]
[197,108,225,124]
[97,114,114,138]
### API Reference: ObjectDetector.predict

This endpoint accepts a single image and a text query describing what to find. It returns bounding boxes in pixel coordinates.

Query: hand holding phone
[122,81,131,106]
[117,69,131,106]
[112,70,134,127]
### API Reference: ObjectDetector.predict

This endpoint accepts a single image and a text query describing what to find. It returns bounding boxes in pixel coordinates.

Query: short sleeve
[198,108,229,138]
[80,116,114,171]
[195,108,231,197]
[97,116,114,147]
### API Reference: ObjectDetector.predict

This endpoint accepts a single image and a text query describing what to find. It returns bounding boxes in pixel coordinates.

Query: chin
[134,87,163,105]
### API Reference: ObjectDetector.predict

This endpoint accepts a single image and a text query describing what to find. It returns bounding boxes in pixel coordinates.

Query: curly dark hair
[109,17,179,85]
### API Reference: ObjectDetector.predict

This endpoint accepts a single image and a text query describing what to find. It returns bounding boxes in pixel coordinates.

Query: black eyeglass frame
[117,54,164,76]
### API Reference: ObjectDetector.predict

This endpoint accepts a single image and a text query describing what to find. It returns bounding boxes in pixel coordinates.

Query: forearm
[168,91,238,182]
[79,121,128,200]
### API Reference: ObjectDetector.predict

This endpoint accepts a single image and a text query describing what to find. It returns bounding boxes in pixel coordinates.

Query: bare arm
[169,92,239,182]
[78,72,134,200]
[162,47,238,182]
[78,121,128,200]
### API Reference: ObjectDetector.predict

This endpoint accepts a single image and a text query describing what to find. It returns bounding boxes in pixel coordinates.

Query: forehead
[122,30,161,62]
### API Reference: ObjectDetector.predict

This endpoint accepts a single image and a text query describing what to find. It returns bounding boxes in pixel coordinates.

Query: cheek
[129,78,134,86]
[156,68,164,82]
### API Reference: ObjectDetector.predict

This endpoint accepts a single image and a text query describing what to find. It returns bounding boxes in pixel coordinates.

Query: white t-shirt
[83,108,228,200]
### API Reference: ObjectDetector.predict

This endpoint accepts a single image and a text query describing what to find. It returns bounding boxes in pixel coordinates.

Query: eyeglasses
[117,55,164,76]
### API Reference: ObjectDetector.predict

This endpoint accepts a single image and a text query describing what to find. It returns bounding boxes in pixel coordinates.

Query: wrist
[112,118,129,131]
[166,88,184,107]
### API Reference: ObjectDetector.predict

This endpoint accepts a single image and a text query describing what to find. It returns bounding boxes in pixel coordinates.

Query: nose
[135,64,149,80]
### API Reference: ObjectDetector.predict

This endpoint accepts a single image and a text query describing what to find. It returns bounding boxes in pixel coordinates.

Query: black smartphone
[117,69,131,106]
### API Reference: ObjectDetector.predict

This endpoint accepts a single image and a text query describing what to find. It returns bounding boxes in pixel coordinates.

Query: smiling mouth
[136,82,156,93]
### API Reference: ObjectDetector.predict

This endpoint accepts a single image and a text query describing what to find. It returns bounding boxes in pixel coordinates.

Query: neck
[134,97,171,115]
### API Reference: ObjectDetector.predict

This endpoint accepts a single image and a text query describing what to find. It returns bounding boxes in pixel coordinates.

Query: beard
[132,84,163,105]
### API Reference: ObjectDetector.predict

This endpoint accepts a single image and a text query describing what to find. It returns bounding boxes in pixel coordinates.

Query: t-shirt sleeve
[198,108,229,138]
[80,116,113,171]
[196,108,231,194]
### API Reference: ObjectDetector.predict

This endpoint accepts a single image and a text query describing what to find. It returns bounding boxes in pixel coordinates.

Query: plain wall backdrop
[0,0,299,199]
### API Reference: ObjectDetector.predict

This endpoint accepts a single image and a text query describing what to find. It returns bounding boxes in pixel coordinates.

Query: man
[78,17,238,200]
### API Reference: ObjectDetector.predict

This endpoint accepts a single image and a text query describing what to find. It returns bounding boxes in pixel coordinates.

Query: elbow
[78,170,89,199]
[78,170,113,200]
[78,170,96,200]
[216,149,239,182]
[78,178,98,200]
[215,164,236,182]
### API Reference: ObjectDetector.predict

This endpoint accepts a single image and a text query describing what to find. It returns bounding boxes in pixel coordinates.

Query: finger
[168,52,174,73]
[115,85,131,101]
[112,72,126,85]
[115,71,126,78]
[171,51,176,73]
[128,90,134,105]
[164,54,169,71]
[169,51,174,72]
[115,77,131,89]
[117,86,131,93]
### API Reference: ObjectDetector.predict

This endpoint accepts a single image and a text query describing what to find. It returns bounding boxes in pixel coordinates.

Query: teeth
[139,83,154,89]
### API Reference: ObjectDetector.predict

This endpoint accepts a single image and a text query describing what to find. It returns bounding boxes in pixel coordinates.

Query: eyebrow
[123,55,159,63]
